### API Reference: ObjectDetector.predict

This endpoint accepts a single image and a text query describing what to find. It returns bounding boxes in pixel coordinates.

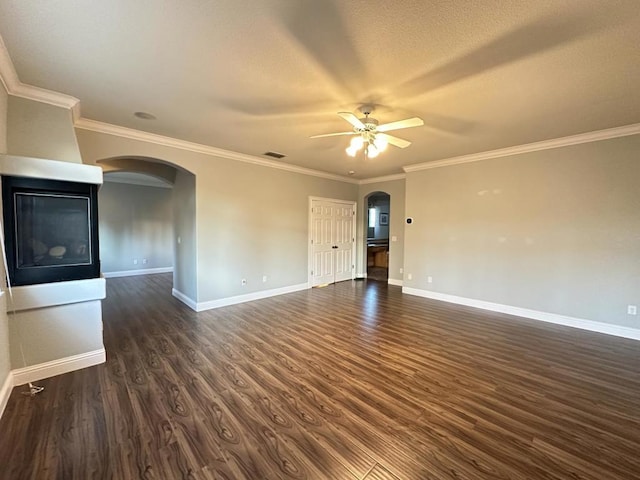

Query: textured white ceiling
[1,0,638,178]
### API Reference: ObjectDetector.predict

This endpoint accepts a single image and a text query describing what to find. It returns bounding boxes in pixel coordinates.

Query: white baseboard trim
[0,371,14,420]
[103,267,173,278]
[172,288,198,311]
[388,278,403,287]
[12,348,107,386]
[356,273,367,279]
[403,287,640,341]
[197,283,309,312]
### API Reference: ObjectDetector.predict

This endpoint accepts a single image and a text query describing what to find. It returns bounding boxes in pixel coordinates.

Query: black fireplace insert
[2,176,100,286]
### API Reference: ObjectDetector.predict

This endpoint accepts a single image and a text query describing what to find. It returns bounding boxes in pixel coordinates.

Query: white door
[310,198,356,286]
[310,201,335,286]
[334,204,354,283]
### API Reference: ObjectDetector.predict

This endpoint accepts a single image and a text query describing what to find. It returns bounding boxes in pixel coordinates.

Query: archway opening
[365,191,390,282]
[96,157,197,302]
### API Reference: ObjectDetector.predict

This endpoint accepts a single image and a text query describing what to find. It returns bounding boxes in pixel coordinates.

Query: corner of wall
[7,95,82,163]
[0,364,12,420]
[0,82,12,416]
[0,79,7,154]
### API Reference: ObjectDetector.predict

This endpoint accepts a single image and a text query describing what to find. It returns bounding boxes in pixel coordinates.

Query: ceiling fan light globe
[367,144,379,158]
[374,136,388,152]
[350,136,364,150]
[346,146,357,157]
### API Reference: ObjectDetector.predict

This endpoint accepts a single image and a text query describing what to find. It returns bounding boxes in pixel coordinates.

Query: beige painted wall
[9,300,103,367]
[99,181,173,273]
[7,96,82,163]
[194,160,357,301]
[0,82,9,392]
[173,170,197,301]
[0,84,6,154]
[404,135,640,328]
[75,128,358,304]
[0,293,7,390]
[357,179,406,282]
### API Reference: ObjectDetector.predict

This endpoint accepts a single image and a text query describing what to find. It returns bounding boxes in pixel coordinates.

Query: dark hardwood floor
[1,274,640,479]
[365,266,388,282]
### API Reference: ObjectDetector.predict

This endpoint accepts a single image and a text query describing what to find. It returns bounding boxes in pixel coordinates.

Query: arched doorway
[96,157,197,303]
[100,171,174,277]
[365,191,390,281]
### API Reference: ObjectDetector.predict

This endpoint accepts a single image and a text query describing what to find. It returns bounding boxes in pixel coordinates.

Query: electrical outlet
[241,279,247,286]
[427,276,433,283]
[628,305,637,315]
[407,273,412,280]
[133,259,138,265]
[391,236,397,242]
[262,275,268,283]
[142,258,148,265]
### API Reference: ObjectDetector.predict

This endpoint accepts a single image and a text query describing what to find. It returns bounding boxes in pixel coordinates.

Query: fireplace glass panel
[15,193,92,269]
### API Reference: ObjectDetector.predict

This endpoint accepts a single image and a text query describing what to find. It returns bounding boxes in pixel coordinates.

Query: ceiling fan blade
[378,133,411,149]
[310,131,355,139]
[377,117,424,132]
[283,0,366,97]
[218,97,335,118]
[395,10,617,99]
[338,112,365,130]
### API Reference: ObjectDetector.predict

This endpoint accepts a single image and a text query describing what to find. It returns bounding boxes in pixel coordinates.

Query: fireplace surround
[0,155,106,385]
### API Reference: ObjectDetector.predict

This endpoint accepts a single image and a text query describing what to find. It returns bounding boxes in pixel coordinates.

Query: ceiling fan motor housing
[358,117,378,132]
[357,105,379,132]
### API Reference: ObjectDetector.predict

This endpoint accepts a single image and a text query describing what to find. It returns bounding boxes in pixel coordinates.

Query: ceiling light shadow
[397,10,624,99]
[281,0,367,98]
[216,97,335,118]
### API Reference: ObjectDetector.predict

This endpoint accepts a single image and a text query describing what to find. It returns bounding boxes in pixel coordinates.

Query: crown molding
[404,123,640,173]
[0,35,19,92]
[0,34,79,110]
[358,173,406,185]
[9,82,79,110]
[75,118,359,184]
[70,101,82,122]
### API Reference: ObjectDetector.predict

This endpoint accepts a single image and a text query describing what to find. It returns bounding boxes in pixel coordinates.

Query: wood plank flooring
[1,274,640,479]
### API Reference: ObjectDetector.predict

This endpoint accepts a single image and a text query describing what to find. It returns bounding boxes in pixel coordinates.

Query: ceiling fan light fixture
[373,135,388,152]
[350,136,364,150]
[367,144,379,158]
[346,146,358,157]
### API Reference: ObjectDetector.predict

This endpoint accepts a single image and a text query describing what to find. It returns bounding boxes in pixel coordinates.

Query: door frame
[363,191,391,281]
[308,196,357,288]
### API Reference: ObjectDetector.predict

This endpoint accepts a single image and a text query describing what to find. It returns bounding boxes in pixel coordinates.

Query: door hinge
[311,239,313,244]
[311,270,314,275]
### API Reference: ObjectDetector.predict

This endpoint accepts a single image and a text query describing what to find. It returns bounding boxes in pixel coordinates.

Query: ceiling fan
[310,106,424,158]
